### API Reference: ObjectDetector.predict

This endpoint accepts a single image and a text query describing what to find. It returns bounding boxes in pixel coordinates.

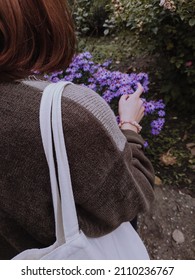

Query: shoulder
[21,80,127,151]
[62,83,127,151]
[63,83,113,120]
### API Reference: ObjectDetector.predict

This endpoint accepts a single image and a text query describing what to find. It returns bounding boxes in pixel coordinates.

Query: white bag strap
[40,81,80,243]
[51,82,80,240]
[40,86,64,242]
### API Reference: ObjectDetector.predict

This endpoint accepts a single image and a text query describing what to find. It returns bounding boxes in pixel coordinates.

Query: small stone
[172,229,185,244]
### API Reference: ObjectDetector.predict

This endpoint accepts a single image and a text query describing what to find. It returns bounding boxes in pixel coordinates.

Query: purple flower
[118,85,130,96]
[154,100,165,110]
[102,59,112,68]
[51,76,60,83]
[83,64,90,72]
[65,75,74,82]
[145,101,156,114]
[66,68,72,73]
[151,118,165,135]
[151,128,160,135]
[88,84,97,91]
[120,75,130,85]
[116,115,120,124]
[88,77,95,83]
[75,73,82,79]
[110,83,117,91]
[102,90,113,103]
[158,110,166,117]
[83,51,92,59]
[43,51,166,140]
[144,141,149,148]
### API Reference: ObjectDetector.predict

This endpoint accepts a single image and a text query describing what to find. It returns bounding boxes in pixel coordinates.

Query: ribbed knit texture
[24,80,127,151]
[0,81,155,259]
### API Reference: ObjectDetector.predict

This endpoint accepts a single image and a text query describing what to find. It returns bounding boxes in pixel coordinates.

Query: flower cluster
[111,0,124,18]
[151,118,165,135]
[159,0,176,12]
[45,52,165,137]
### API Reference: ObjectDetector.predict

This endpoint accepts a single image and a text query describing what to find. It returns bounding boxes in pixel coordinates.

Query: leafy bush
[104,0,195,112]
[45,52,166,140]
[69,0,111,35]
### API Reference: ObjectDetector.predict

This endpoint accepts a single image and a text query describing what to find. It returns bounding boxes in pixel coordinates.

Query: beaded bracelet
[119,120,142,133]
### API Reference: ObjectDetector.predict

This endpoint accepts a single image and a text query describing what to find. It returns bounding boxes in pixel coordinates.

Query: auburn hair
[0,0,76,81]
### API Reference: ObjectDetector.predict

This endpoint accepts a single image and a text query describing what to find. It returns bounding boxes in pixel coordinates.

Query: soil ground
[138,185,195,260]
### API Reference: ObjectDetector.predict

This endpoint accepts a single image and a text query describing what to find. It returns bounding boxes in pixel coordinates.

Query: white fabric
[13,81,149,260]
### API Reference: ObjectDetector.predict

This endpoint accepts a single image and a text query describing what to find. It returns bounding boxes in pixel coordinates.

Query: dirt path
[138,185,195,260]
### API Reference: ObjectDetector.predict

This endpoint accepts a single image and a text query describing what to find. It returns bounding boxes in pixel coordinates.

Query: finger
[134,83,144,97]
[139,102,145,111]
[138,111,144,123]
[141,105,145,113]
[141,111,144,119]
[119,94,130,102]
[141,101,145,111]
[139,98,144,106]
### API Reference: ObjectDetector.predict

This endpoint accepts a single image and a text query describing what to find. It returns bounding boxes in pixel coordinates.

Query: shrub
[69,0,111,35]
[45,52,166,141]
[104,0,195,112]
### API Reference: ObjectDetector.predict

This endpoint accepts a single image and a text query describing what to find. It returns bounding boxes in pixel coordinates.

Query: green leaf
[152,27,158,35]
[166,42,174,50]
[104,29,109,36]
[189,19,195,26]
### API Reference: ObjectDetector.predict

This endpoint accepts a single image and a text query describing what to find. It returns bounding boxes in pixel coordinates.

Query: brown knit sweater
[0,81,155,260]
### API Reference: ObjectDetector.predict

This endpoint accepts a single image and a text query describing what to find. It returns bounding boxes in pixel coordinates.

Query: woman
[0,0,155,260]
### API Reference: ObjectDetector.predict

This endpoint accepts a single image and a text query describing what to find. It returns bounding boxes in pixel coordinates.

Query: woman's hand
[118,83,145,132]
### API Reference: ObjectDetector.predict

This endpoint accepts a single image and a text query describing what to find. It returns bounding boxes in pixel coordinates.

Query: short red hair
[0,0,76,81]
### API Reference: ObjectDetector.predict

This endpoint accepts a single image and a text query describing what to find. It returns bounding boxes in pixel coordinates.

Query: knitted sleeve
[61,84,155,237]
[0,81,155,259]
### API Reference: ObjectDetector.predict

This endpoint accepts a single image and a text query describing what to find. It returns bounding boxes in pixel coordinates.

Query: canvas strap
[39,81,80,243]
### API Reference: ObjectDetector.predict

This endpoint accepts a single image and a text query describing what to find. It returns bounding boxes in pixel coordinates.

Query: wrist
[120,123,138,133]
[119,120,142,133]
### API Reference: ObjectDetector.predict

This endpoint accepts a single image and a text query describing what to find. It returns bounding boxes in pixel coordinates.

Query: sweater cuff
[120,129,145,146]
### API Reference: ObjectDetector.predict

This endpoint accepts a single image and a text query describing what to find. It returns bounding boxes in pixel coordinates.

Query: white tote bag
[13,81,149,260]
